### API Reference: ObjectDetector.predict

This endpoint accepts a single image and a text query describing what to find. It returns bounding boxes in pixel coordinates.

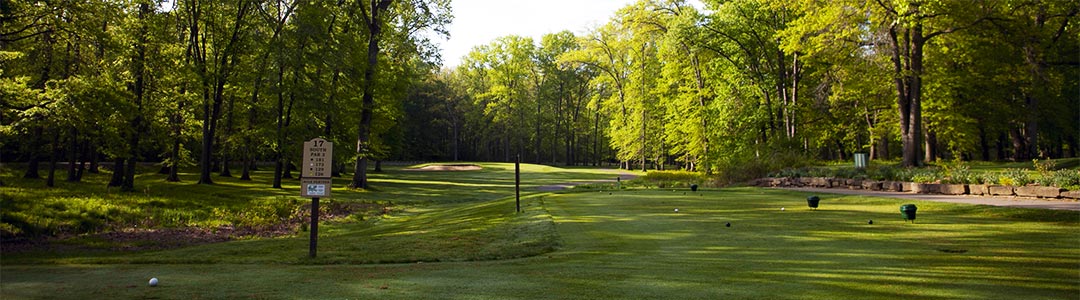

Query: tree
[181,0,256,184]
[349,0,450,189]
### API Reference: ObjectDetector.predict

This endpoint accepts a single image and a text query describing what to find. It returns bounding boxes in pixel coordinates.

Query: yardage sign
[301,138,333,198]
[302,138,332,178]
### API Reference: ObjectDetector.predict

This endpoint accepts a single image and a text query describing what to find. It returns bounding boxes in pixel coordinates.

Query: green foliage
[867,165,900,181]
[766,159,1080,190]
[1032,159,1055,177]
[940,160,977,184]
[909,168,942,184]
[1044,169,1080,191]
[210,197,301,228]
[998,168,1031,187]
[714,150,812,185]
[1031,159,1080,189]
[978,172,1000,185]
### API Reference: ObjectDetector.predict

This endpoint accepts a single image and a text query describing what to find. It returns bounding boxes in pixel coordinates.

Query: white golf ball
[781,207,785,211]
[674,208,679,213]
[149,278,159,287]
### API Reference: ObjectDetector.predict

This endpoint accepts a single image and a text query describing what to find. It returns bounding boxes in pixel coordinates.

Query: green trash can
[900,204,918,222]
[807,196,820,209]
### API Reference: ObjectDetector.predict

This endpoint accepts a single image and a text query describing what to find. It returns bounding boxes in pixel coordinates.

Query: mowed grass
[4,182,1078,299]
[0,162,625,238]
[0,162,626,263]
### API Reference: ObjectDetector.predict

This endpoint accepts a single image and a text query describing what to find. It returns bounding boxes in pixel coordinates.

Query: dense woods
[2,0,1078,189]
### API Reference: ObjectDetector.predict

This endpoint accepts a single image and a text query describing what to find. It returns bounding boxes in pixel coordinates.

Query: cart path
[774,187,1080,211]
[535,169,639,191]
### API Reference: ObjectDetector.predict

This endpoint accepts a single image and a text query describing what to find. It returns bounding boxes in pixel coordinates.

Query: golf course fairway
[3,188,1078,299]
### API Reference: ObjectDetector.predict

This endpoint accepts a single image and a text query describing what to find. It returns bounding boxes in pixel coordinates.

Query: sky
[435,0,647,68]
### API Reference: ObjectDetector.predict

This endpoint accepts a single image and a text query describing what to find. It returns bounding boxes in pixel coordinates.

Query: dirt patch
[404,164,483,171]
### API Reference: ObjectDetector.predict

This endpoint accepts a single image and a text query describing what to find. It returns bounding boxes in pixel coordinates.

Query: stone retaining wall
[751,177,1079,200]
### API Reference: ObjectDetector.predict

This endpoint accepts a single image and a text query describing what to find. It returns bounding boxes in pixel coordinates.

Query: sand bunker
[405,164,483,171]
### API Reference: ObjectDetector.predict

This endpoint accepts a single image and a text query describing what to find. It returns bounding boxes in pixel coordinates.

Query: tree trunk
[689,50,711,175]
[925,129,938,162]
[24,126,43,179]
[66,128,79,182]
[1067,136,1077,158]
[109,158,124,187]
[272,48,297,187]
[536,97,543,164]
[997,132,1008,161]
[88,147,99,174]
[593,111,599,167]
[326,72,341,178]
[890,23,925,167]
[273,158,283,189]
[240,157,251,180]
[979,126,991,161]
[452,120,460,161]
[46,131,59,187]
[351,0,395,190]
[640,109,647,172]
[220,156,232,177]
[196,1,251,185]
[879,137,890,161]
[1011,127,1026,161]
[198,81,226,185]
[273,67,284,188]
[123,1,149,192]
[75,141,87,181]
[166,101,183,182]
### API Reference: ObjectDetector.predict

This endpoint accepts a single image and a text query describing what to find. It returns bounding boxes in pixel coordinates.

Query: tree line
[2,0,451,190]
[406,0,1078,174]
[2,0,1078,191]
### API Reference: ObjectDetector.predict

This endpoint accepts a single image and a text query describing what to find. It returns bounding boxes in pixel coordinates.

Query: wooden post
[309,197,319,258]
[301,138,332,259]
[520,154,524,213]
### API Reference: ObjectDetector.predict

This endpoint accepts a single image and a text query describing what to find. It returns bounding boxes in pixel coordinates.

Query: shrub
[910,169,941,184]
[941,161,977,184]
[1033,159,1056,176]
[998,169,1031,186]
[1046,169,1080,190]
[713,153,797,185]
[833,167,867,180]
[978,172,999,185]
[806,167,832,178]
[894,168,917,182]
[866,165,899,181]
[772,167,809,178]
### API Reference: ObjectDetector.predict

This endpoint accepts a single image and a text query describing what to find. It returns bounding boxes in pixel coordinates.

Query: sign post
[301,138,332,258]
[515,154,521,213]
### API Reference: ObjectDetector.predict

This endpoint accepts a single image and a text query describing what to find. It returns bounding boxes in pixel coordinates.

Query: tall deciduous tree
[350,0,450,189]
[184,0,256,184]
